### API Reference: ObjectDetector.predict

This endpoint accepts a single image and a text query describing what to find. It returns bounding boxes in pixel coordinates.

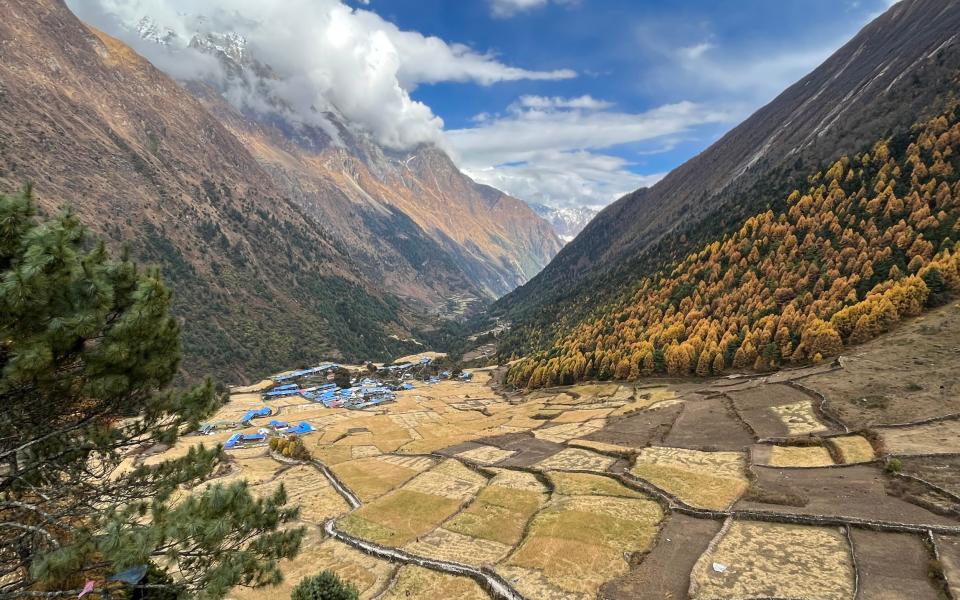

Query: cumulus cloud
[67,0,575,150]
[449,98,730,208]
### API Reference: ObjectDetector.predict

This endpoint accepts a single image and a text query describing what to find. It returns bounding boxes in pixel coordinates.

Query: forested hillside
[506,109,960,388]
[494,0,960,362]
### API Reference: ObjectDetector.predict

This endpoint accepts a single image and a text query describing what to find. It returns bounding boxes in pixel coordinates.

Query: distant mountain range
[528,203,599,243]
[494,0,960,362]
[0,0,561,380]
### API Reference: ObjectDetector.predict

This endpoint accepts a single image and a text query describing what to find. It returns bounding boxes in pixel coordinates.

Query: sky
[68,0,900,210]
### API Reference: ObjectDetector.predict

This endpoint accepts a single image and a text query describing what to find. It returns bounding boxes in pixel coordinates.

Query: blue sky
[73,0,899,209]
[349,0,898,208]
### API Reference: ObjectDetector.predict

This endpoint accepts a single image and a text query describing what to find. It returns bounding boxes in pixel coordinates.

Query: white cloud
[489,0,578,18]
[449,99,730,208]
[67,0,575,150]
[514,95,614,111]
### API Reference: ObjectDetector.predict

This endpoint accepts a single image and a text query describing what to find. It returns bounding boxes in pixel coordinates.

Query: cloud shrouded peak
[67,0,575,150]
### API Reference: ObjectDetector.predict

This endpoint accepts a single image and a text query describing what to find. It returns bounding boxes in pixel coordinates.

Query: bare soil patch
[935,534,960,598]
[804,303,960,429]
[662,398,755,451]
[851,529,941,600]
[729,384,832,438]
[878,419,960,456]
[600,513,722,600]
[900,456,960,497]
[475,432,565,468]
[579,402,682,448]
[738,465,960,527]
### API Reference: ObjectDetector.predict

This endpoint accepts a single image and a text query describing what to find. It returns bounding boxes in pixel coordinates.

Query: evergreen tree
[0,190,304,598]
[290,571,358,600]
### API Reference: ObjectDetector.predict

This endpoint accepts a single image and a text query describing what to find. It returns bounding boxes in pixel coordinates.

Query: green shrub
[290,571,358,600]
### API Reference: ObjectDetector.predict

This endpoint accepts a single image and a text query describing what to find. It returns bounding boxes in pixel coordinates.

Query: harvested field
[455,444,516,465]
[403,459,486,500]
[739,465,960,527]
[535,448,616,472]
[547,407,614,423]
[330,456,430,502]
[337,489,463,546]
[229,533,395,600]
[503,493,663,598]
[403,527,511,566]
[630,447,747,510]
[771,400,830,435]
[829,435,876,464]
[580,402,682,448]
[445,484,545,546]
[549,472,644,498]
[662,398,755,451]
[877,419,960,456]
[804,303,960,428]
[532,419,606,443]
[729,384,830,438]
[486,467,548,493]
[766,444,836,467]
[567,438,638,455]
[262,465,348,523]
[689,521,854,600]
[850,529,940,599]
[601,513,723,600]
[380,565,488,600]
[475,432,565,468]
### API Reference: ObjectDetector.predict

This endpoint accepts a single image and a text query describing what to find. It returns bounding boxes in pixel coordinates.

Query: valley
[144,301,960,600]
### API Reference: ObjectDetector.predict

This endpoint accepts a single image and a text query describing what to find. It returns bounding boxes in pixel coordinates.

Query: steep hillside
[506,109,960,387]
[146,23,563,300]
[0,0,431,380]
[496,0,960,357]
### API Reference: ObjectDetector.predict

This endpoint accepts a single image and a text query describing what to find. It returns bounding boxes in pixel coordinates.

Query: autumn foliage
[507,109,960,388]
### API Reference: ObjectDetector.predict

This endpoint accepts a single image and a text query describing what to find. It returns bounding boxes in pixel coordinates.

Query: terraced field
[143,303,960,599]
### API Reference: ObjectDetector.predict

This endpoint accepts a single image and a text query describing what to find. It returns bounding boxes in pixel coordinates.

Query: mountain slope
[495,0,960,357]
[144,22,563,300]
[0,0,429,379]
[507,107,960,388]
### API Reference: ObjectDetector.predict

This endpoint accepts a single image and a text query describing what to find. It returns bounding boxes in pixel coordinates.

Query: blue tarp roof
[241,407,271,422]
[269,420,288,428]
[288,422,315,435]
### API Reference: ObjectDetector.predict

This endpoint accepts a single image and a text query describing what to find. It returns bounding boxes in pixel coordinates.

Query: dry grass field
[380,565,488,600]
[766,445,836,467]
[150,342,960,600]
[630,447,748,509]
[829,434,877,463]
[502,492,663,598]
[690,521,855,600]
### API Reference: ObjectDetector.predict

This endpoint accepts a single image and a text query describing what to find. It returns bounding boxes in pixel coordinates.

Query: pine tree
[0,190,304,598]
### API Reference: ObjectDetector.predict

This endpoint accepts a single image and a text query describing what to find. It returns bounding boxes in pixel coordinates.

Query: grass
[444,485,543,545]
[630,463,747,510]
[403,528,511,566]
[504,494,663,597]
[549,472,645,498]
[829,435,876,464]
[330,457,422,502]
[338,490,462,546]
[690,521,855,600]
[381,565,488,600]
[768,445,836,467]
[535,448,616,471]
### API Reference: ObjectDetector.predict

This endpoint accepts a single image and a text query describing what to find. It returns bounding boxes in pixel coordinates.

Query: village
[204,355,475,450]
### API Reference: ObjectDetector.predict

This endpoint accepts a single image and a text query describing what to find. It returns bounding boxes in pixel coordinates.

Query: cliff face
[496,0,960,355]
